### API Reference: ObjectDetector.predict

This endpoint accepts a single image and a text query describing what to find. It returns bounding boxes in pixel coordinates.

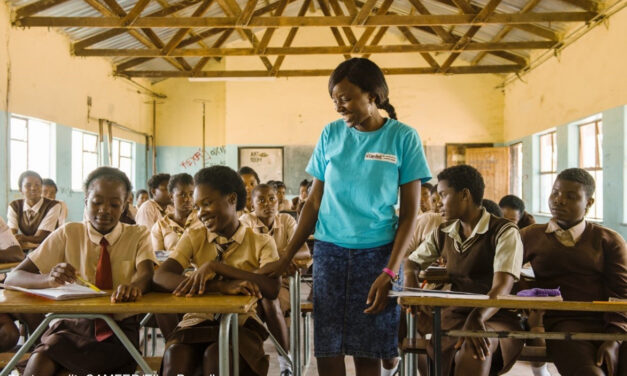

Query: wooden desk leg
[433,307,442,376]
[219,313,234,376]
[406,310,417,376]
[290,271,302,376]
[232,313,239,376]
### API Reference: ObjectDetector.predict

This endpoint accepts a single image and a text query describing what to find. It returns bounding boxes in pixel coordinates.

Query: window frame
[578,119,603,220]
[71,129,100,192]
[538,131,557,214]
[9,114,54,190]
[509,142,523,198]
[110,137,135,185]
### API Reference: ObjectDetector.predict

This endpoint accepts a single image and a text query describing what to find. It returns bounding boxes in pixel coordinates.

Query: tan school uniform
[24,221,156,374]
[151,211,201,253]
[135,199,174,231]
[240,212,310,312]
[167,224,279,376]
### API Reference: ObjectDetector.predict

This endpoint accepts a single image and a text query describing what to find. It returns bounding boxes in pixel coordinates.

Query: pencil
[76,276,103,292]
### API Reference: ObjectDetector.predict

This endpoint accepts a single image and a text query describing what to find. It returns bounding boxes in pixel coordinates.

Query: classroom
[0,0,626,374]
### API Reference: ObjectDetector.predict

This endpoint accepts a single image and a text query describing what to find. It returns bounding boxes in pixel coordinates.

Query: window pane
[10,117,27,141]
[84,133,98,152]
[10,140,27,190]
[111,140,120,168]
[539,173,555,213]
[120,158,132,181]
[83,153,98,182]
[72,131,83,191]
[540,133,555,172]
[28,121,50,179]
[579,123,597,168]
[597,122,603,167]
[120,141,132,157]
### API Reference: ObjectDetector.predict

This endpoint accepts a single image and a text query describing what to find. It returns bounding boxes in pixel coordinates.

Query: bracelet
[382,267,399,282]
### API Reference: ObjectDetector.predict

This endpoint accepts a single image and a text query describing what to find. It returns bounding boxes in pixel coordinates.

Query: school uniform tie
[214,236,234,262]
[94,237,114,342]
[554,229,576,247]
[25,209,35,223]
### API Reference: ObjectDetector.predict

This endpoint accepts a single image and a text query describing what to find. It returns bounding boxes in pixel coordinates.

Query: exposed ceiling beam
[79,41,554,56]
[118,65,523,77]
[13,0,71,19]
[16,12,595,28]
[558,0,602,12]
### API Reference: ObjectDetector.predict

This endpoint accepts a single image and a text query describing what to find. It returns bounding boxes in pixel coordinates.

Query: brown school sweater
[521,222,627,332]
[9,198,59,236]
[517,211,536,230]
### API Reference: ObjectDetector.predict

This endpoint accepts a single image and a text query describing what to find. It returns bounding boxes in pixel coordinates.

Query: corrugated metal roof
[7,0,594,79]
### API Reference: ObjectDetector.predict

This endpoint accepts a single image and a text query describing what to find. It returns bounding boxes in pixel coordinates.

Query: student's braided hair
[328,58,397,120]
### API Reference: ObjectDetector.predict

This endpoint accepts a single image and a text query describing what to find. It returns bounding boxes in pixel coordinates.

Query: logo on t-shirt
[365,152,398,164]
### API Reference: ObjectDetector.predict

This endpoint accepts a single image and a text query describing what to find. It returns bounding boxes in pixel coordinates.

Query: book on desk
[389,288,489,300]
[0,283,107,301]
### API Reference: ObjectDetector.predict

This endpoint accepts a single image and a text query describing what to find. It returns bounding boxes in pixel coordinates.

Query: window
[579,119,603,220]
[111,138,135,184]
[72,130,99,191]
[509,142,523,198]
[539,132,557,214]
[9,115,53,190]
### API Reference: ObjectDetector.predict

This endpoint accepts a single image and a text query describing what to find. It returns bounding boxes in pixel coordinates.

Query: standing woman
[262,58,431,375]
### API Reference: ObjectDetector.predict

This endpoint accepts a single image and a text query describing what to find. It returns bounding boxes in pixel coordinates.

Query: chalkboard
[283,146,314,195]
[238,147,284,183]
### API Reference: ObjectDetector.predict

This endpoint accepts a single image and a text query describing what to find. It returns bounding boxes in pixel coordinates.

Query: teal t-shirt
[306,118,431,249]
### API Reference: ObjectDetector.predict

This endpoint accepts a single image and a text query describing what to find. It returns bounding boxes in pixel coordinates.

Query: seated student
[126,191,137,220]
[429,183,443,213]
[482,199,503,217]
[499,195,536,230]
[42,179,68,227]
[0,217,25,352]
[135,189,149,209]
[151,173,200,255]
[272,181,292,212]
[238,166,260,215]
[420,182,433,213]
[136,173,173,230]
[405,165,523,376]
[291,179,310,211]
[153,166,280,376]
[521,168,627,376]
[8,171,62,250]
[240,184,310,375]
[5,167,156,376]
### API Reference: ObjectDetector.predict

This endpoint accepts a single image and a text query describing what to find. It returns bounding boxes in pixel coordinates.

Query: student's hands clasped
[47,262,77,287]
[455,310,490,360]
[364,273,393,314]
[111,285,142,303]
[173,261,214,296]
[596,340,620,375]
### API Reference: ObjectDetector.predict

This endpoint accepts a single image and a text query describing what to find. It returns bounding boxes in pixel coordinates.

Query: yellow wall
[0,0,153,136]
[155,28,505,147]
[503,7,627,141]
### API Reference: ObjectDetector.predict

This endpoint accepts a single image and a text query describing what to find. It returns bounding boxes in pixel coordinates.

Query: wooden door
[465,147,510,202]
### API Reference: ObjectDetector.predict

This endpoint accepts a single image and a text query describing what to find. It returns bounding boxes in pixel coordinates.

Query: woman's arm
[152,258,187,292]
[5,258,74,289]
[211,262,280,299]
[111,259,155,302]
[364,179,421,314]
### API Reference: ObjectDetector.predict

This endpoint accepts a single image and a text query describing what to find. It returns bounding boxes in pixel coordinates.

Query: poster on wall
[238,147,284,183]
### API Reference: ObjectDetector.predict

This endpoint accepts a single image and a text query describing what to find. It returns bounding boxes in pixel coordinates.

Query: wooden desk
[399,296,627,376]
[0,291,257,376]
[0,262,19,274]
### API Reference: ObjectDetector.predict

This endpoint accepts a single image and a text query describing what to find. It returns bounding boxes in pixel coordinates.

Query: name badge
[365,152,398,164]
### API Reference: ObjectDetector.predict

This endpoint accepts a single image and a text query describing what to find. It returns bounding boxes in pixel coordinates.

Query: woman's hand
[596,340,620,375]
[454,310,490,360]
[173,262,214,296]
[364,273,393,314]
[255,257,290,278]
[47,263,76,287]
[219,280,262,298]
[111,284,142,303]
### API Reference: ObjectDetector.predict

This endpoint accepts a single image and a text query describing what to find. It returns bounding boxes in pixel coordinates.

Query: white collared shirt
[7,198,62,233]
[409,208,523,278]
[545,218,587,247]
[0,217,19,250]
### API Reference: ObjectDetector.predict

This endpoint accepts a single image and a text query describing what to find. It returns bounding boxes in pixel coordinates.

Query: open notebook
[389,288,489,300]
[0,283,108,301]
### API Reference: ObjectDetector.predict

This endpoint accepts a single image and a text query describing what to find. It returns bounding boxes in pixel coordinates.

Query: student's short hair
[168,173,194,193]
[422,182,434,191]
[556,168,596,198]
[499,195,525,213]
[18,170,43,189]
[273,181,286,190]
[84,167,132,198]
[42,178,58,192]
[429,184,438,195]
[147,174,171,198]
[238,166,260,184]
[299,179,310,188]
[136,189,148,197]
[252,183,276,198]
[195,166,247,211]
[437,165,485,206]
[482,199,503,217]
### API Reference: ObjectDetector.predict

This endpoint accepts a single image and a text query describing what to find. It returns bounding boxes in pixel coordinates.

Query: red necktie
[94,237,114,342]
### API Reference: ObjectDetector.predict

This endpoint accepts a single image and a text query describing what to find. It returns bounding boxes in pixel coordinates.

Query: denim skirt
[312,240,402,359]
